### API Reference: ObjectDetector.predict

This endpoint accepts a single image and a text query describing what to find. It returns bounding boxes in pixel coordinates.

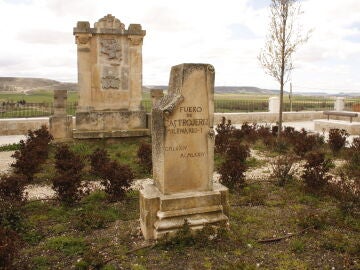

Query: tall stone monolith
[140,64,229,240]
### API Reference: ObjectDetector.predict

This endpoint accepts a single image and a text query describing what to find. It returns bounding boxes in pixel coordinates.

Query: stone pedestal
[269,96,280,113]
[50,115,73,139]
[73,14,147,138]
[49,90,73,140]
[140,183,229,239]
[334,97,345,111]
[140,64,229,240]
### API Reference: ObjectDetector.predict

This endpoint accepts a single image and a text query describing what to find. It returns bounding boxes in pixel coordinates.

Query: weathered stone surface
[152,64,215,195]
[73,14,147,137]
[53,90,67,116]
[150,89,164,107]
[314,119,360,135]
[50,90,73,140]
[49,116,73,140]
[140,63,229,240]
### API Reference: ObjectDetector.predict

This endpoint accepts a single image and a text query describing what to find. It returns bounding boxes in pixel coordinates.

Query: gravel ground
[0,151,15,173]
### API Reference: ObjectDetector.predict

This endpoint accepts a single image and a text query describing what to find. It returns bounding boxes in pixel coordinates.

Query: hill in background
[2,77,359,97]
[144,85,285,95]
[0,77,77,92]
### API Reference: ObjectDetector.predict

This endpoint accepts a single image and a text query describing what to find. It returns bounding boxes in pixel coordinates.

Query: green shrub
[52,145,85,205]
[137,142,152,173]
[89,148,111,176]
[270,154,297,186]
[0,173,27,202]
[100,160,134,201]
[0,226,21,269]
[215,117,235,154]
[344,136,360,179]
[11,125,53,182]
[291,129,324,157]
[301,151,333,190]
[328,128,348,153]
[0,200,24,232]
[328,128,349,153]
[219,142,250,190]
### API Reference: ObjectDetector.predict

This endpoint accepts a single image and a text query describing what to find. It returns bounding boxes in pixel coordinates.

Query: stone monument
[73,14,148,138]
[49,90,73,140]
[140,64,229,240]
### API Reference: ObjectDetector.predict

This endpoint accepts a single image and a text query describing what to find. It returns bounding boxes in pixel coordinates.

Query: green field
[1,90,360,117]
[0,90,78,103]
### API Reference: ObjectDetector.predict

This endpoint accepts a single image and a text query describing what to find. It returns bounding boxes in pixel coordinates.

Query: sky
[0,0,359,94]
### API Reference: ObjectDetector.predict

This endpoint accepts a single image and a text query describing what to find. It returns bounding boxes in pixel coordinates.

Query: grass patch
[0,143,20,151]
[45,236,86,255]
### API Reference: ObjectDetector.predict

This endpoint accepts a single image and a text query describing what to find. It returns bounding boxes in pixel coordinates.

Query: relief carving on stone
[101,66,120,89]
[100,39,121,60]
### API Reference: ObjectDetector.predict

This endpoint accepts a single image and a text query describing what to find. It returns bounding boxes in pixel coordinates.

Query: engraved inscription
[165,104,208,159]
[165,106,208,135]
[100,39,121,60]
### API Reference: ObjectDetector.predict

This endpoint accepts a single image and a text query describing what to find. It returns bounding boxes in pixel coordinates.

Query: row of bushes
[215,117,359,217]
[0,126,153,268]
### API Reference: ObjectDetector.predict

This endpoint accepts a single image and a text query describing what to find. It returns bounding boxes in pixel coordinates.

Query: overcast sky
[0,0,359,94]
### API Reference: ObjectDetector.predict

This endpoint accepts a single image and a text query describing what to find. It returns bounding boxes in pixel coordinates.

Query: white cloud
[0,0,359,93]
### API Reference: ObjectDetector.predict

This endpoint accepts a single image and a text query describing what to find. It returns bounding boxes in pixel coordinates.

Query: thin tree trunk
[278,5,287,138]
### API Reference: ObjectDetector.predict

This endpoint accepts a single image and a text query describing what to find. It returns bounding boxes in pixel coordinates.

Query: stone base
[314,119,360,135]
[140,182,229,240]
[73,128,149,139]
[49,115,73,139]
[75,110,147,131]
[74,110,148,139]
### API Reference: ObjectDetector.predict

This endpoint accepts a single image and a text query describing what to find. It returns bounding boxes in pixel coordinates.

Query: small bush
[11,125,53,182]
[89,148,111,176]
[0,200,24,233]
[52,145,85,205]
[239,122,258,143]
[219,142,250,190]
[270,154,297,186]
[328,128,348,153]
[137,142,152,173]
[215,117,234,154]
[344,137,360,179]
[0,226,21,269]
[291,129,324,157]
[327,172,359,217]
[0,173,27,202]
[256,125,274,146]
[301,151,333,190]
[100,160,134,201]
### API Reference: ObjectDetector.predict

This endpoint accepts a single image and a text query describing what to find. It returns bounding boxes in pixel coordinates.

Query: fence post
[334,97,345,111]
[268,96,280,113]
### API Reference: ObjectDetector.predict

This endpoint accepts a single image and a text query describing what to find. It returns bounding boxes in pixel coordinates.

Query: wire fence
[0,102,77,118]
[1,97,359,118]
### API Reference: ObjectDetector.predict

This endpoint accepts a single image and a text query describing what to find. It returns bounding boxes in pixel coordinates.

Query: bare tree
[259,0,310,136]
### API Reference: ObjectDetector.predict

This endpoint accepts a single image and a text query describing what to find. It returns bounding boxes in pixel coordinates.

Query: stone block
[314,119,360,135]
[49,115,73,139]
[140,183,228,240]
